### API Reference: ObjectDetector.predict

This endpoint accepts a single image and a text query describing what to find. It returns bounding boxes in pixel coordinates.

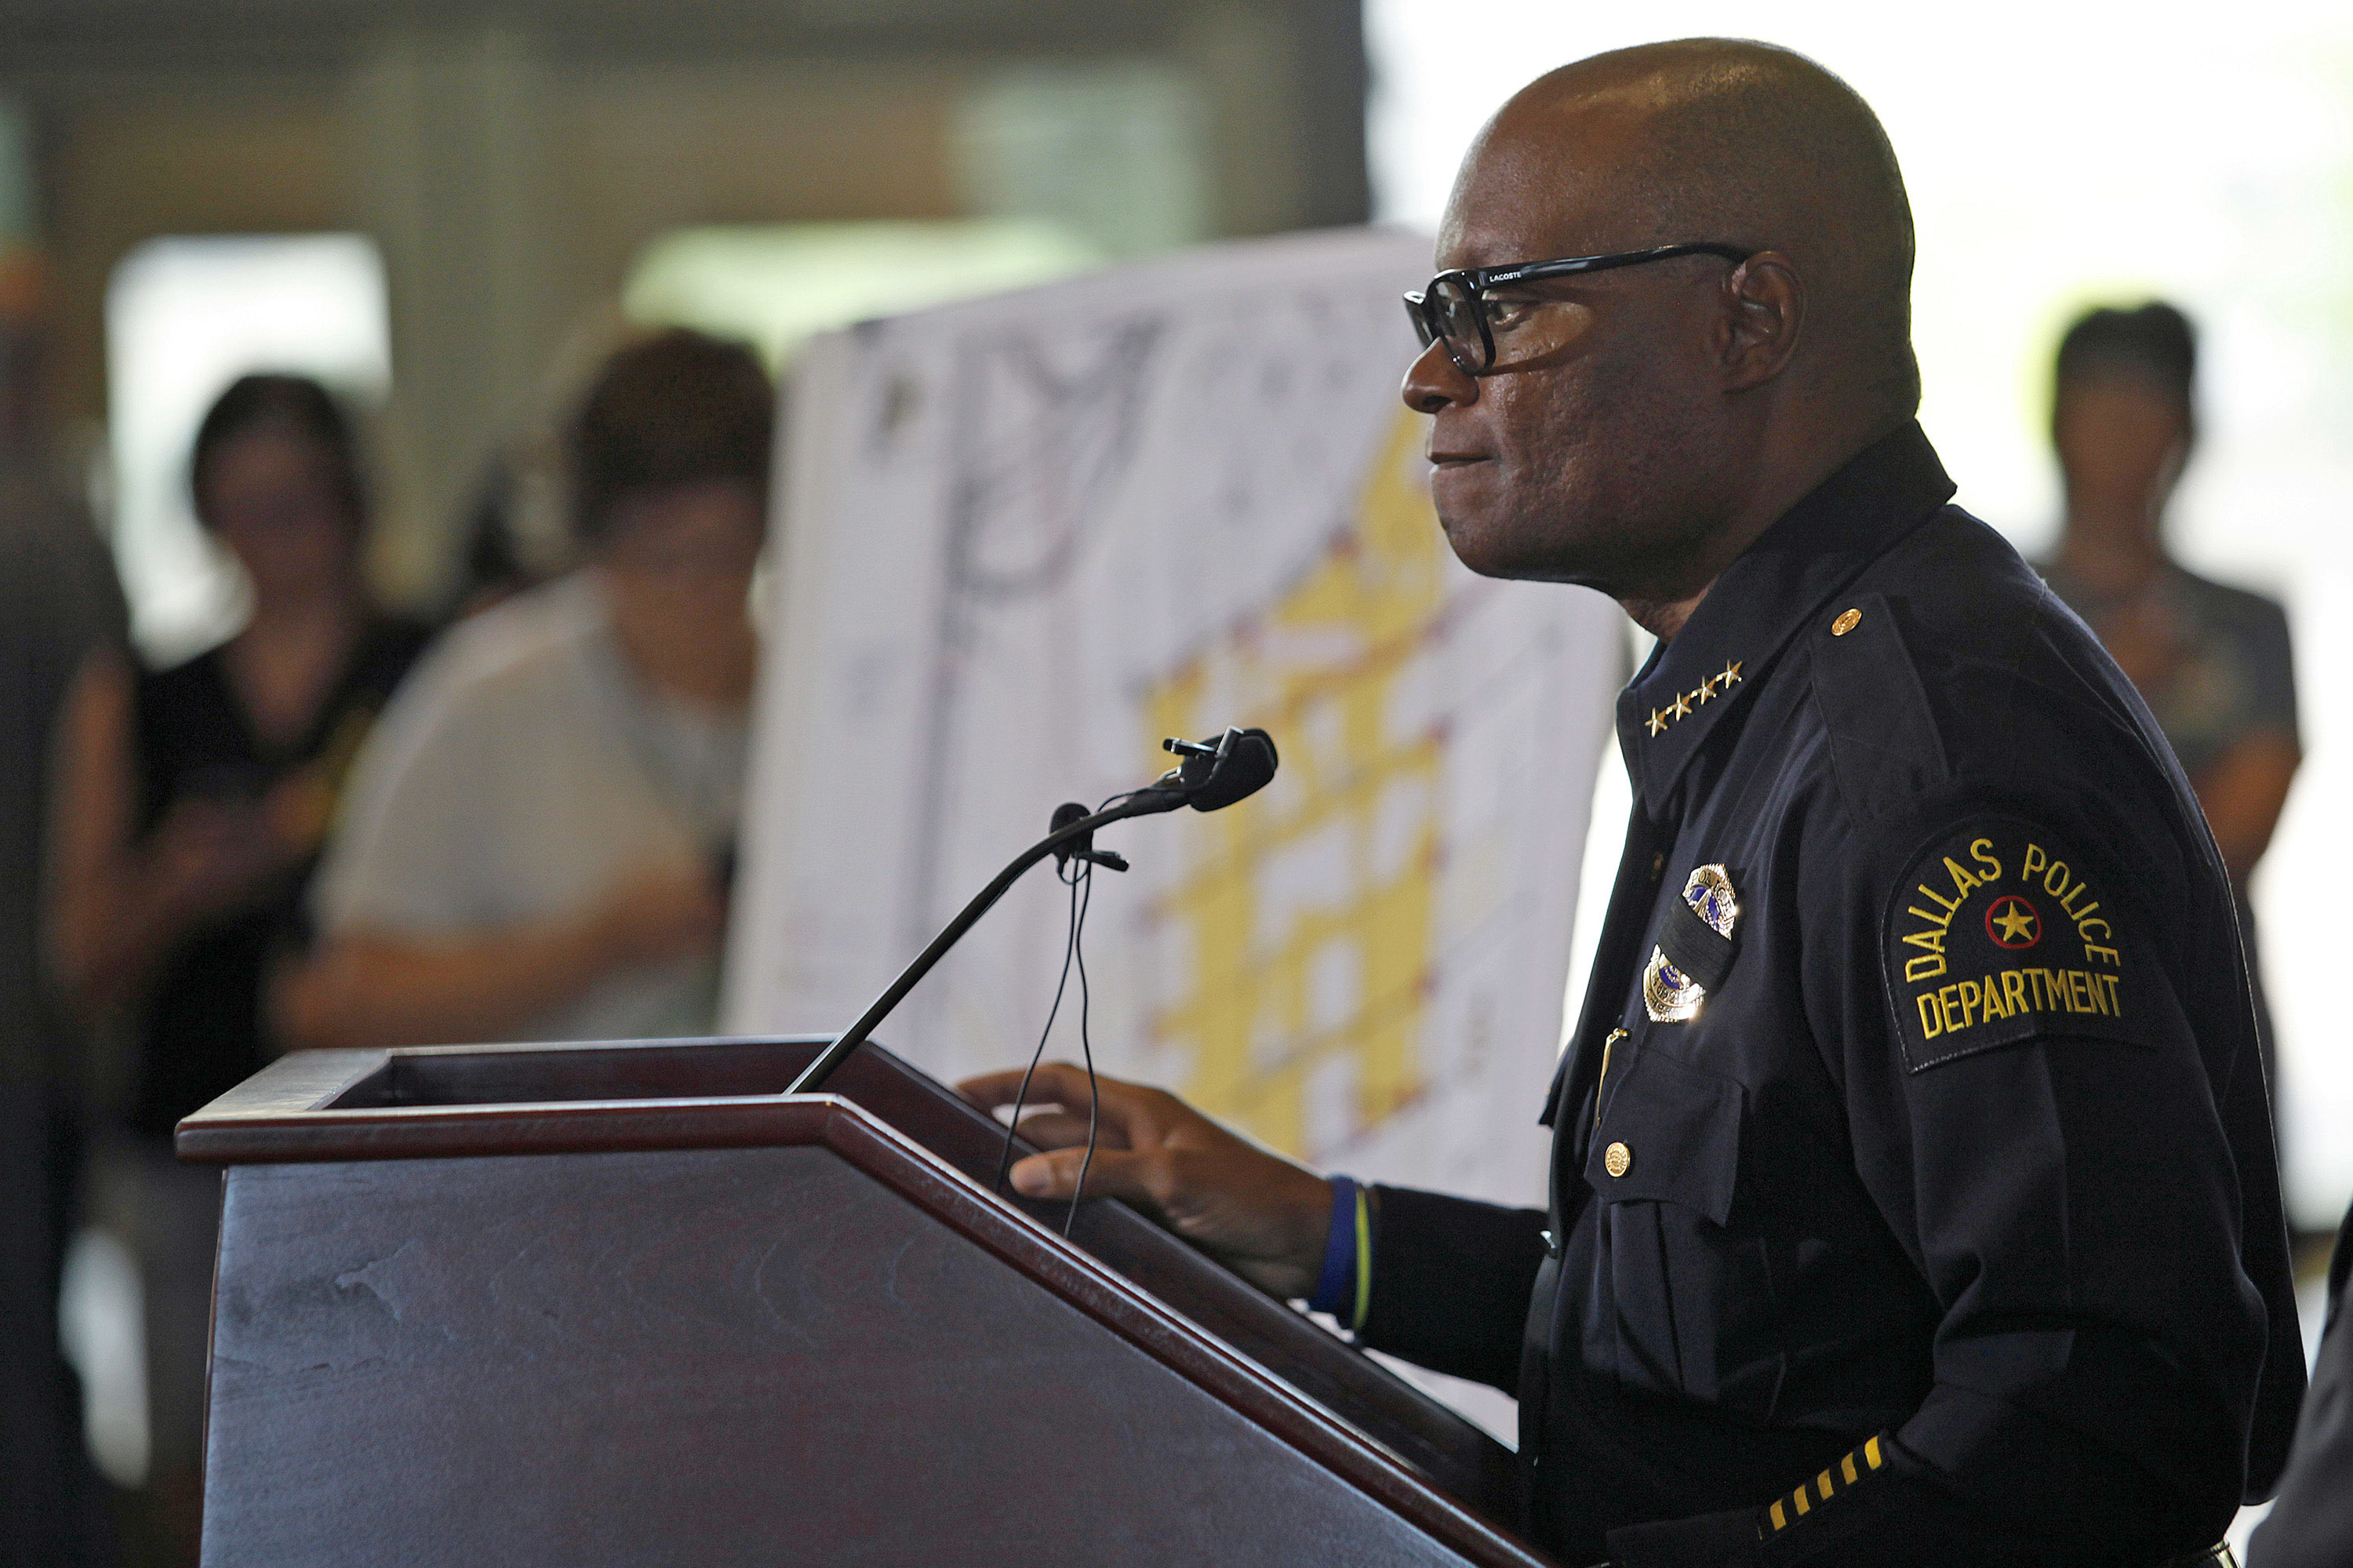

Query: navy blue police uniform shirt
[1355,424,2304,1567]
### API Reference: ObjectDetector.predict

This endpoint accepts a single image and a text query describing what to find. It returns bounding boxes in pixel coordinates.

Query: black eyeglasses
[1405,242,1753,375]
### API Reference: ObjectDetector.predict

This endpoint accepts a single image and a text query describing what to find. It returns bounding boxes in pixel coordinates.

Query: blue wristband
[1307,1176,1357,1316]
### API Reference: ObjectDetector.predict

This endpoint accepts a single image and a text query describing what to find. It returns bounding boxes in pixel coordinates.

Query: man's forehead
[1436,115,1654,271]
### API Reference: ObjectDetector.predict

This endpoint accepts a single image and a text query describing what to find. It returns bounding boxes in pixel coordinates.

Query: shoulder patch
[1882,817,2141,1071]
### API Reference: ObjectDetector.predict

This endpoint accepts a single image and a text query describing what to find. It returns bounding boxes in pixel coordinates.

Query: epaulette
[1806,593,1950,823]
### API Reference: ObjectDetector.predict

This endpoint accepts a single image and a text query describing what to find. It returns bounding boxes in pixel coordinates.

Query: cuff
[1606,1504,1766,1568]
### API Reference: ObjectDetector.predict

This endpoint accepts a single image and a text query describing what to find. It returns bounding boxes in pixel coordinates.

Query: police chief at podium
[964,38,2300,1568]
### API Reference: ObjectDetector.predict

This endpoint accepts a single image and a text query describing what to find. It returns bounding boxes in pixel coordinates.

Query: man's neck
[1622,585,1707,642]
[1622,410,1909,645]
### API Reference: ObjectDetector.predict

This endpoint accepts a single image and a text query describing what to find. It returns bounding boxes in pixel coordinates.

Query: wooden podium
[179,1035,1555,1566]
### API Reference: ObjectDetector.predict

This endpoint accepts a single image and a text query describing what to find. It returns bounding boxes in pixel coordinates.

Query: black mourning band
[1656,894,1737,993]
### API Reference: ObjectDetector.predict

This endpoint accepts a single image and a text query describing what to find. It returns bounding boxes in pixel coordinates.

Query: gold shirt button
[1831,608,1861,636]
[1604,1141,1633,1178]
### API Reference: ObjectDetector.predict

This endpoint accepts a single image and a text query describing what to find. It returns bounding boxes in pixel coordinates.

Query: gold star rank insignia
[1647,708,1668,737]
[1670,691,1693,720]
[1695,676,1717,704]
[1718,660,1742,688]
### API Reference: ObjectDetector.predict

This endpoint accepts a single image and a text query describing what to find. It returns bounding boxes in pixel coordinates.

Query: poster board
[724,227,1621,1344]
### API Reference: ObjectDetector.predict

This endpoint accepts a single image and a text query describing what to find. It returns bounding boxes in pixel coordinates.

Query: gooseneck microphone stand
[784,727,1277,1097]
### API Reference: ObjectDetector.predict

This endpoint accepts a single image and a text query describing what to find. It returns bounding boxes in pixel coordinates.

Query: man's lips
[1427,450,1490,467]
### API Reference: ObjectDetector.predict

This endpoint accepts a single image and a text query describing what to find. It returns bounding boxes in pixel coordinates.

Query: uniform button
[1831,607,1861,636]
[1604,1141,1633,1178]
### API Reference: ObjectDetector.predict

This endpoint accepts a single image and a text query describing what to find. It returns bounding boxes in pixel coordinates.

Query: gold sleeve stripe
[1762,1432,1893,1533]
[1348,1185,1373,1331]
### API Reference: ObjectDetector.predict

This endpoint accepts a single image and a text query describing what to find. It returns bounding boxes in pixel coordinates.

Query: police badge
[1643,864,1740,1023]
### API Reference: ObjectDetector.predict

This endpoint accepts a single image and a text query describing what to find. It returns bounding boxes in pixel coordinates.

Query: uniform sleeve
[1617,809,2275,1567]
[1357,1186,1547,1394]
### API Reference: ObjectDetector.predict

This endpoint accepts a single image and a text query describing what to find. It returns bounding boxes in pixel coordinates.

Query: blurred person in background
[48,373,429,1563]
[2,275,124,1567]
[277,329,771,1051]
[2038,304,2299,1092]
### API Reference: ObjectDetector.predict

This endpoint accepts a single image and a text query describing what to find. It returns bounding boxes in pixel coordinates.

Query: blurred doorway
[104,234,388,664]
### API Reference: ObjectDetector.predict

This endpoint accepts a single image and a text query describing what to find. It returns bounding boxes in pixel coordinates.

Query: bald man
[964,40,2300,1567]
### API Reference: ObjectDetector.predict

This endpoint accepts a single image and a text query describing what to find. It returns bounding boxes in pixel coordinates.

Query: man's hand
[958,1062,1337,1300]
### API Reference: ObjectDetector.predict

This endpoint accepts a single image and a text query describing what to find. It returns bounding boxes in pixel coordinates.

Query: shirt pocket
[1585,1047,1742,1222]
[1584,1048,1780,1417]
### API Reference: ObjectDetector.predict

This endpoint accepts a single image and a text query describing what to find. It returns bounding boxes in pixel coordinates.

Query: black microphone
[784,727,1280,1095]
[1164,726,1278,813]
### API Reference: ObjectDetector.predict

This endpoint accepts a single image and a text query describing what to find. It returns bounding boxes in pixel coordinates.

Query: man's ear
[1718,251,1802,391]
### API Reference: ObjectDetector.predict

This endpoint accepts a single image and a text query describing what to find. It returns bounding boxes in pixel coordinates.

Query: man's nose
[1401,338,1477,413]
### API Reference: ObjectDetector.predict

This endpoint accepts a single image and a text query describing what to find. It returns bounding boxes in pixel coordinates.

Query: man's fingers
[957,1068,1044,1108]
[959,1062,1170,1144]
[958,1062,1115,1111]
[1008,1145,1162,1209]
[1004,1110,1129,1151]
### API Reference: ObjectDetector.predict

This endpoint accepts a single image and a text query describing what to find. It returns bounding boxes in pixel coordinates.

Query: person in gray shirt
[280,330,772,1050]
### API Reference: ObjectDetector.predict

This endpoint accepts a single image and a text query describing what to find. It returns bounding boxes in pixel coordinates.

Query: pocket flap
[1584,1050,1744,1224]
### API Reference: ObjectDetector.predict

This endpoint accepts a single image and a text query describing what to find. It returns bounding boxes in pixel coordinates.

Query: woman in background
[2039,304,2300,1092]
[48,373,427,1562]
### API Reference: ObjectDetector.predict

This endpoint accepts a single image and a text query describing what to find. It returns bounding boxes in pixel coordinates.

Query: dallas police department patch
[1882,820,2141,1071]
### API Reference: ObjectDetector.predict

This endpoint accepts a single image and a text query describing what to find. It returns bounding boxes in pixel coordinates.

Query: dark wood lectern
[179,1036,1555,1566]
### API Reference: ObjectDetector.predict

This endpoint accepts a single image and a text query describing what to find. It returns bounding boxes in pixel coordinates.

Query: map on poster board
[724,226,1621,1264]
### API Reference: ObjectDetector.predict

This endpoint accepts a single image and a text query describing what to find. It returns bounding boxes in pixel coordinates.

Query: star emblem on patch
[1985,895,2040,949]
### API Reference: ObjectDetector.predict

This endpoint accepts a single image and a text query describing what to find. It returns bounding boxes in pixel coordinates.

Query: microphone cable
[1064,851,1099,1239]
[989,856,1086,1202]
[988,794,1112,1239]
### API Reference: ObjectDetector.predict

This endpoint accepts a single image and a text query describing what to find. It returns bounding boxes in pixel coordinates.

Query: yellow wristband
[1350,1184,1373,1331]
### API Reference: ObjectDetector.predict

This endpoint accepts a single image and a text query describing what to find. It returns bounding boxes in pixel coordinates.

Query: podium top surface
[177,1034,872,1163]
[180,1035,1551,1566]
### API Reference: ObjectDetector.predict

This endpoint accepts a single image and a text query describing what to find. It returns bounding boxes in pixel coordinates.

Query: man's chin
[1435,512,1551,583]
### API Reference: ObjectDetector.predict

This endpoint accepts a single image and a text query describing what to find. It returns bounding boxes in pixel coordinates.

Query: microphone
[1163,726,1278,813]
[784,727,1280,1095]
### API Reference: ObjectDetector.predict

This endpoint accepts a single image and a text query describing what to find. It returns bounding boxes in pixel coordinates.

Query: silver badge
[1642,864,1739,1023]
